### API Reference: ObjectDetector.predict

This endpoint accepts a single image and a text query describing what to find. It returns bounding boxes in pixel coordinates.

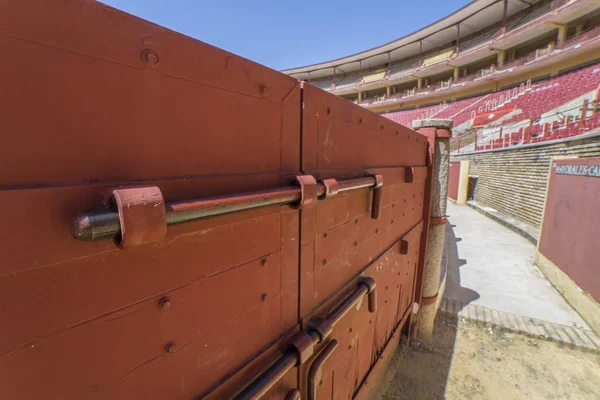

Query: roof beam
[285,0,504,75]
[511,0,533,7]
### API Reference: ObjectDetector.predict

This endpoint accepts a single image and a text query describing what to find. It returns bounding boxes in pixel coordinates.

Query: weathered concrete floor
[444,202,589,330]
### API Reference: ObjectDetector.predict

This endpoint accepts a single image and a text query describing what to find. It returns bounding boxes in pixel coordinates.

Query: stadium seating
[431,96,485,125]
[385,62,600,151]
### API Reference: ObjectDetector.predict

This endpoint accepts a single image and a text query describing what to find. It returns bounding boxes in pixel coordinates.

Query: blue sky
[101,0,471,70]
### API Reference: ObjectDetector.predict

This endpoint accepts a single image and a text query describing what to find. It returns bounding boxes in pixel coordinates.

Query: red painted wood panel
[539,157,600,301]
[0,2,432,399]
[448,161,460,201]
[0,1,301,398]
[299,84,428,399]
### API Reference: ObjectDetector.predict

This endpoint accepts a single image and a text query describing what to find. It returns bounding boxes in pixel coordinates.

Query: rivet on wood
[158,297,171,310]
[165,342,176,353]
[141,49,159,66]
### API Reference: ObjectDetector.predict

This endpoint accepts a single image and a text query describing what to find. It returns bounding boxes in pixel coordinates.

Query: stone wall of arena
[451,131,600,229]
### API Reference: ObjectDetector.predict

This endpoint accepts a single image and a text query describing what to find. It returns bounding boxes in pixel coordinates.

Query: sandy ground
[378,315,600,400]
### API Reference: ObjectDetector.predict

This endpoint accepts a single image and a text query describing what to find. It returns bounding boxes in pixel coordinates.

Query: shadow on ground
[377,210,600,399]
[376,218,480,399]
[444,222,480,307]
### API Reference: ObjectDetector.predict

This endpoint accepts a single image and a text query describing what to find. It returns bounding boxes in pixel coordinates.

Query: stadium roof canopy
[283,0,541,80]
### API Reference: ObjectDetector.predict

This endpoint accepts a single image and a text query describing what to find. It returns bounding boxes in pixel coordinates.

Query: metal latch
[232,277,377,400]
[72,174,386,245]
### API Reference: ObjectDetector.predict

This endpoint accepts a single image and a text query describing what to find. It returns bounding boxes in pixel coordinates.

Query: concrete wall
[451,131,600,229]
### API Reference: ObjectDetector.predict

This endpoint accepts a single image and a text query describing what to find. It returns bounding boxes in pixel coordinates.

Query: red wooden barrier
[539,157,600,302]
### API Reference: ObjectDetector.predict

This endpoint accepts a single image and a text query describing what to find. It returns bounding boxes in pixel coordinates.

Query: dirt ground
[377,315,600,400]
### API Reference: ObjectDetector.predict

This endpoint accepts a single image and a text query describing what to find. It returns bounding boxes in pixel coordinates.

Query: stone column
[453,67,460,81]
[358,91,362,102]
[411,118,453,340]
[417,78,423,90]
[386,86,391,97]
[557,25,568,46]
[496,49,505,68]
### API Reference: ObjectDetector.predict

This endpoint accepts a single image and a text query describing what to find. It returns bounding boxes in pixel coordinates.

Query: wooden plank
[0,0,300,186]
[0,210,289,353]
[0,257,297,399]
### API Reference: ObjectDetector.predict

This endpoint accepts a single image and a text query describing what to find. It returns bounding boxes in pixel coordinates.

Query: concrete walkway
[444,202,589,330]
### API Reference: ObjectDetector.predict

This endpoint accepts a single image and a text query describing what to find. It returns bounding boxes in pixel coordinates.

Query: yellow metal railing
[361,71,386,84]
[422,48,453,68]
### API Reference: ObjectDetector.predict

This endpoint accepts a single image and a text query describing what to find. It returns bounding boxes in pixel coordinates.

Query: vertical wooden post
[456,23,460,55]
[580,98,589,133]
[387,52,391,76]
[581,98,589,122]
[502,0,508,32]
[333,66,336,86]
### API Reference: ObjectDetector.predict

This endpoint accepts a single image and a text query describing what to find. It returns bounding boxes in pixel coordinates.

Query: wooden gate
[448,161,461,201]
[297,85,428,399]
[0,1,432,399]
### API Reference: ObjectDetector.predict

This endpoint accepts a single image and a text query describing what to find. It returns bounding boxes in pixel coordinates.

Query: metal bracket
[232,277,377,399]
[287,331,315,365]
[370,174,384,220]
[430,216,447,225]
[421,293,438,306]
[358,277,377,313]
[308,317,334,344]
[294,175,319,209]
[426,143,433,167]
[307,340,339,400]
[405,167,414,183]
[111,186,167,248]
[284,389,301,400]
[320,178,340,199]
[398,239,409,255]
